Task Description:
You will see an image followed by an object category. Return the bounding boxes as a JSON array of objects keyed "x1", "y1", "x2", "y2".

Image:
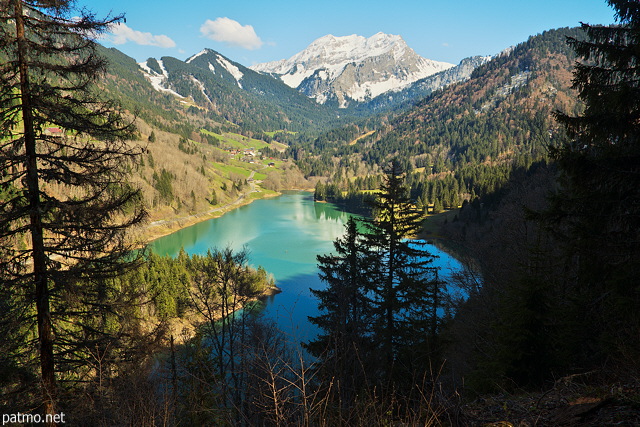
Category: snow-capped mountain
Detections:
[
  {"x1": 186, "y1": 49, "x2": 245, "y2": 88},
  {"x1": 251, "y1": 32, "x2": 455, "y2": 108},
  {"x1": 136, "y1": 49, "x2": 338, "y2": 130},
  {"x1": 138, "y1": 49, "x2": 248, "y2": 100}
]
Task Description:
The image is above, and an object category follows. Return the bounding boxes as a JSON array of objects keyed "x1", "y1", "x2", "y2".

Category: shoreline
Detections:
[
  {"x1": 137, "y1": 187, "x2": 311, "y2": 345},
  {"x1": 166, "y1": 284, "x2": 283, "y2": 344},
  {"x1": 135, "y1": 187, "x2": 316, "y2": 248},
  {"x1": 133, "y1": 190, "x2": 282, "y2": 248}
]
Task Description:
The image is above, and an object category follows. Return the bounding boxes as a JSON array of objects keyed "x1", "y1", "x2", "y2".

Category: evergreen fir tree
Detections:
[
  {"x1": 0, "y1": 1, "x2": 145, "y2": 417},
  {"x1": 362, "y1": 160, "x2": 440, "y2": 382},
  {"x1": 306, "y1": 216, "x2": 374, "y2": 400},
  {"x1": 549, "y1": 0, "x2": 640, "y2": 366}
]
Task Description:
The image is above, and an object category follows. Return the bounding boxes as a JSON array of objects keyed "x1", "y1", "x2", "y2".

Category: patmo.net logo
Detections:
[{"x1": 3, "y1": 412, "x2": 66, "y2": 425}]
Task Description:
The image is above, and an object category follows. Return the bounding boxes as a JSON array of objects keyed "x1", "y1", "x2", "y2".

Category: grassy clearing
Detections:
[
  {"x1": 201, "y1": 129, "x2": 288, "y2": 153},
  {"x1": 201, "y1": 129, "x2": 270, "y2": 150},
  {"x1": 260, "y1": 158, "x2": 285, "y2": 167},
  {"x1": 248, "y1": 188, "x2": 279, "y2": 199},
  {"x1": 209, "y1": 157, "x2": 281, "y2": 182},
  {"x1": 264, "y1": 130, "x2": 297, "y2": 137},
  {"x1": 253, "y1": 172, "x2": 267, "y2": 181},
  {"x1": 210, "y1": 162, "x2": 253, "y2": 178}
]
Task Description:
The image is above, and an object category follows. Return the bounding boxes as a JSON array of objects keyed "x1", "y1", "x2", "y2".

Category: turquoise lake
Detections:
[{"x1": 149, "y1": 191, "x2": 464, "y2": 339}]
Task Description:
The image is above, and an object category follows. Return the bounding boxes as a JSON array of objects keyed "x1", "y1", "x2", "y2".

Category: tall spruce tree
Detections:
[
  {"x1": 0, "y1": 1, "x2": 145, "y2": 418},
  {"x1": 362, "y1": 160, "x2": 440, "y2": 382},
  {"x1": 550, "y1": 0, "x2": 640, "y2": 366}
]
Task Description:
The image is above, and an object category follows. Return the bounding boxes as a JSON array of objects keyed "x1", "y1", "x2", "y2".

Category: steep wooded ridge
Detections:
[
  {"x1": 370, "y1": 27, "x2": 579, "y2": 161},
  {"x1": 381, "y1": 27, "x2": 580, "y2": 172},
  {"x1": 386, "y1": 26, "x2": 580, "y2": 157},
  {"x1": 299, "y1": 27, "x2": 583, "y2": 209}
]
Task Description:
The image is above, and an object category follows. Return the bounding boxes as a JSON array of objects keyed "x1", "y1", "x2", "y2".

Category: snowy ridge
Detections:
[
  {"x1": 185, "y1": 49, "x2": 244, "y2": 88},
  {"x1": 186, "y1": 49, "x2": 208, "y2": 64},
  {"x1": 250, "y1": 32, "x2": 454, "y2": 107}
]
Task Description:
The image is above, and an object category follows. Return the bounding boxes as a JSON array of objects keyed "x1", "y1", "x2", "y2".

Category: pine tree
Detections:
[
  {"x1": 550, "y1": 0, "x2": 640, "y2": 366},
  {"x1": 362, "y1": 160, "x2": 440, "y2": 381},
  {"x1": 306, "y1": 216, "x2": 374, "y2": 399},
  {"x1": 0, "y1": 1, "x2": 145, "y2": 417}
]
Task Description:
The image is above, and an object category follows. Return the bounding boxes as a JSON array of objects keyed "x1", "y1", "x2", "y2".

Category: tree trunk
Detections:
[{"x1": 14, "y1": 0, "x2": 57, "y2": 421}]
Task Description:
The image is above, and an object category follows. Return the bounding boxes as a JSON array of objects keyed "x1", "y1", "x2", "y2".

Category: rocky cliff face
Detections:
[
  {"x1": 413, "y1": 55, "x2": 492, "y2": 94},
  {"x1": 251, "y1": 32, "x2": 454, "y2": 108}
]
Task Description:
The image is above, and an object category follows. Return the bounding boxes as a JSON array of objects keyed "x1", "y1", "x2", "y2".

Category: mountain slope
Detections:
[
  {"x1": 251, "y1": 32, "x2": 454, "y2": 108},
  {"x1": 382, "y1": 27, "x2": 581, "y2": 168},
  {"x1": 294, "y1": 27, "x2": 584, "y2": 207},
  {"x1": 91, "y1": 45, "x2": 312, "y2": 232},
  {"x1": 139, "y1": 49, "x2": 343, "y2": 132},
  {"x1": 348, "y1": 55, "x2": 492, "y2": 114}
]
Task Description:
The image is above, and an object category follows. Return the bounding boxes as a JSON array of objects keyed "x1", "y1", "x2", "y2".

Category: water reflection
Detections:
[{"x1": 313, "y1": 200, "x2": 350, "y2": 222}]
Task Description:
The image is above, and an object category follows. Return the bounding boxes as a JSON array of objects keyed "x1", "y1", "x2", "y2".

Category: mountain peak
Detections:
[
  {"x1": 250, "y1": 32, "x2": 454, "y2": 107},
  {"x1": 290, "y1": 32, "x2": 409, "y2": 66},
  {"x1": 186, "y1": 48, "x2": 215, "y2": 64}
]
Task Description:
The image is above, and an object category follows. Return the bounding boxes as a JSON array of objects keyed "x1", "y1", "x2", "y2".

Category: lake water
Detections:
[{"x1": 149, "y1": 191, "x2": 463, "y2": 340}]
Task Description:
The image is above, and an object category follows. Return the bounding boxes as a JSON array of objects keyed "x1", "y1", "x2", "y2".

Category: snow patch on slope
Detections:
[
  {"x1": 216, "y1": 54, "x2": 243, "y2": 88},
  {"x1": 138, "y1": 60, "x2": 185, "y2": 98},
  {"x1": 190, "y1": 76, "x2": 212, "y2": 103}
]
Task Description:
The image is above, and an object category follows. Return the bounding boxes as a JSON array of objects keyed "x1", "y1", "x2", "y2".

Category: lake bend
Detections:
[{"x1": 148, "y1": 191, "x2": 465, "y2": 340}]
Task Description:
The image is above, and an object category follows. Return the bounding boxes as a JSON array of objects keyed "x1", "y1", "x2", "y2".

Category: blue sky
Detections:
[{"x1": 89, "y1": 0, "x2": 617, "y2": 66}]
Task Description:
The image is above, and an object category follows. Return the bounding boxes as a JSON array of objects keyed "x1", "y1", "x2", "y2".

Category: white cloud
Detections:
[
  {"x1": 108, "y1": 23, "x2": 176, "y2": 48},
  {"x1": 200, "y1": 17, "x2": 263, "y2": 50}
]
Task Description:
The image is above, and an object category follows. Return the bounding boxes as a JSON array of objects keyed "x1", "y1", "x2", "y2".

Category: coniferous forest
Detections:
[{"x1": 1, "y1": 0, "x2": 640, "y2": 425}]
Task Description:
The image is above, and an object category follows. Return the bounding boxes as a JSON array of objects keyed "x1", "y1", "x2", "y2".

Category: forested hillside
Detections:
[
  {"x1": 298, "y1": 27, "x2": 583, "y2": 212},
  {"x1": 435, "y1": 14, "x2": 640, "y2": 395},
  {"x1": 82, "y1": 45, "x2": 317, "y2": 234}
]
